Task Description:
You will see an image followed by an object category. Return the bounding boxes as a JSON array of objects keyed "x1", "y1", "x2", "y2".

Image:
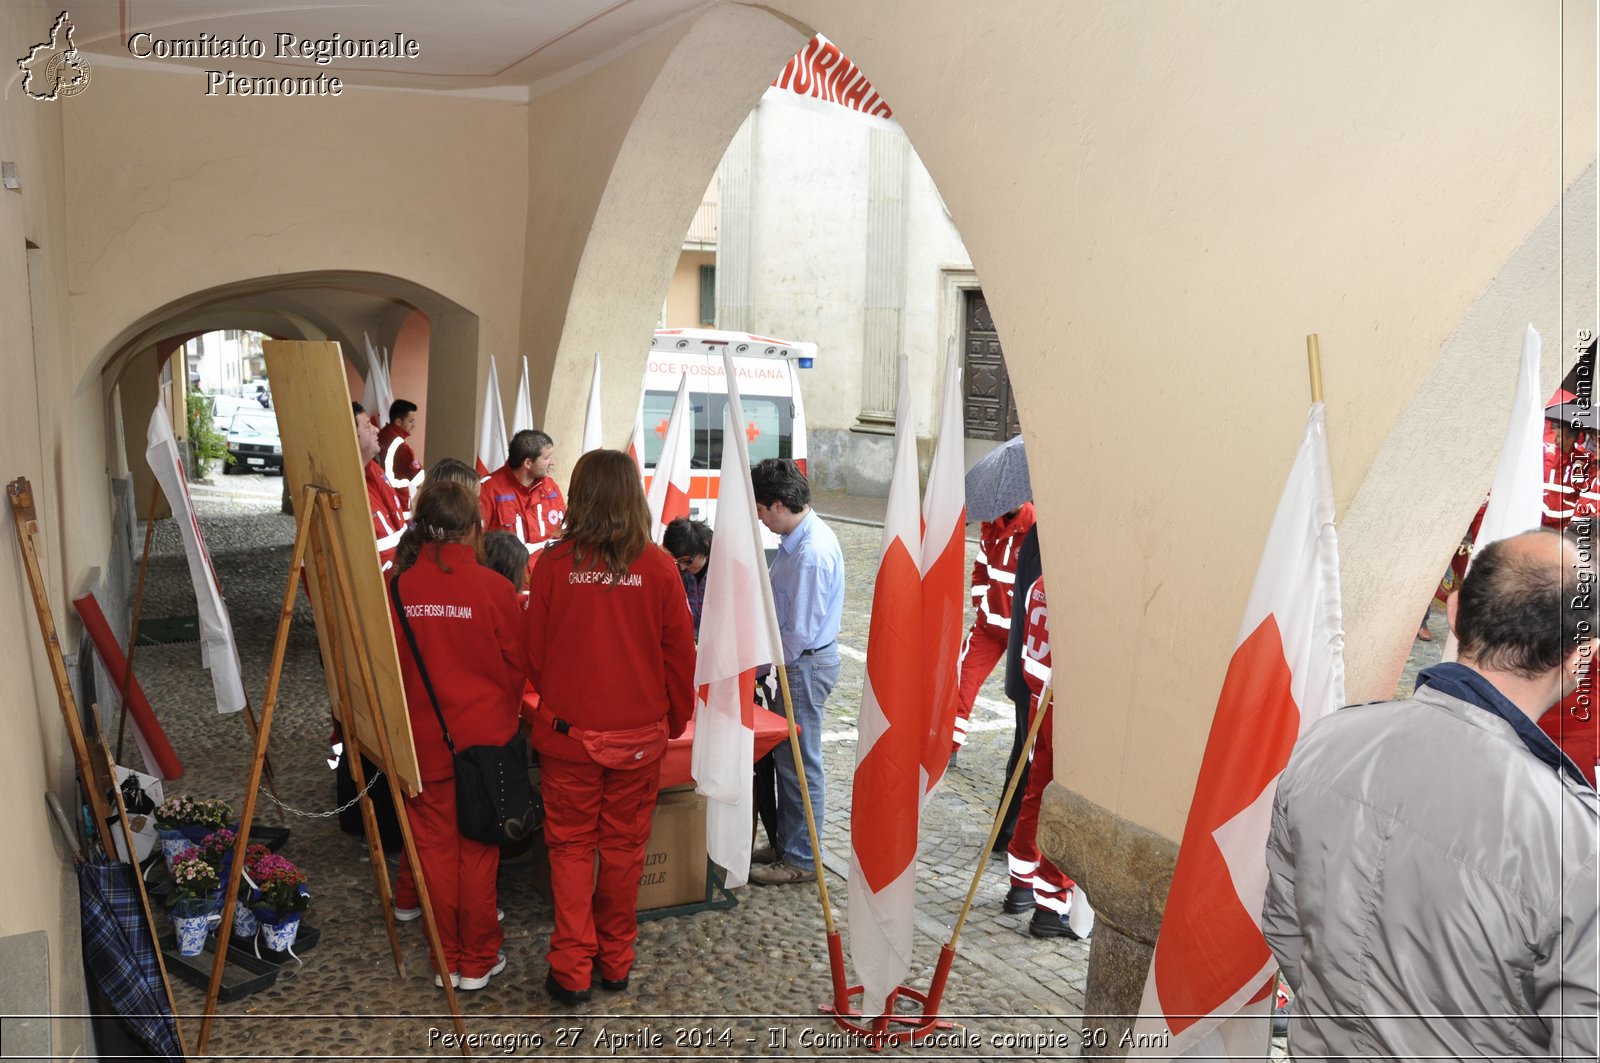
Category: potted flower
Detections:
[
  {"x1": 167, "y1": 848, "x2": 221, "y2": 957},
  {"x1": 250, "y1": 854, "x2": 309, "y2": 954},
  {"x1": 154, "y1": 796, "x2": 235, "y2": 865},
  {"x1": 198, "y1": 829, "x2": 271, "y2": 939}
]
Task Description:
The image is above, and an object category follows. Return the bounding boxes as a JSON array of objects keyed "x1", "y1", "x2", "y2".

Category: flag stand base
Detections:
[{"x1": 819, "y1": 935, "x2": 957, "y2": 1052}]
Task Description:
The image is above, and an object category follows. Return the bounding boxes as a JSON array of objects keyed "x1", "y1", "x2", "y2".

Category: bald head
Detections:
[{"x1": 1454, "y1": 529, "x2": 1590, "y2": 680}]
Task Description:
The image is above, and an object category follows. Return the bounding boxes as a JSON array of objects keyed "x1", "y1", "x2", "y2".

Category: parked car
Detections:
[
  {"x1": 209, "y1": 394, "x2": 254, "y2": 433},
  {"x1": 224, "y1": 409, "x2": 283, "y2": 474}
]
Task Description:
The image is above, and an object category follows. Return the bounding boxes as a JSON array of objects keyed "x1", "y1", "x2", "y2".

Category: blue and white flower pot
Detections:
[
  {"x1": 156, "y1": 828, "x2": 188, "y2": 872},
  {"x1": 256, "y1": 912, "x2": 301, "y2": 954},
  {"x1": 171, "y1": 897, "x2": 213, "y2": 957},
  {"x1": 232, "y1": 899, "x2": 258, "y2": 939}
]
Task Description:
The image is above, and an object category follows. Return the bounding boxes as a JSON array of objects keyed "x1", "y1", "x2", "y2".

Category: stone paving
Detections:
[
  {"x1": 129, "y1": 478, "x2": 1091, "y2": 1061},
  {"x1": 124, "y1": 476, "x2": 1439, "y2": 1060}
]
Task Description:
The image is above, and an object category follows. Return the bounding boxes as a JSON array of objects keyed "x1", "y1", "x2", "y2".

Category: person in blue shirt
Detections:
[{"x1": 747, "y1": 459, "x2": 844, "y2": 885}]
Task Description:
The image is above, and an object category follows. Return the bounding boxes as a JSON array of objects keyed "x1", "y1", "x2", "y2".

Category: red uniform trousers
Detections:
[
  {"x1": 950, "y1": 626, "x2": 1008, "y2": 750},
  {"x1": 542, "y1": 756, "x2": 662, "y2": 991},
  {"x1": 1006, "y1": 696, "x2": 1073, "y2": 914},
  {"x1": 404, "y1": 780, "x2": 504, "y2": 980}
]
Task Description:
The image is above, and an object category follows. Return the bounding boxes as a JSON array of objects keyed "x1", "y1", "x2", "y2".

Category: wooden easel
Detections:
[
  {"x1": 5, "y1": 477, "x2": 188, "y2": 1060},
  {"x1": 195, "y1": 483, "x2": 470, "y2": 1055}
]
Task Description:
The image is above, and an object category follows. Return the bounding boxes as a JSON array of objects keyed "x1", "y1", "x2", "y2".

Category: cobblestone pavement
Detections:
[
  {"x1": 126, "y1": 476, "x2": 1438, "y2": 1060},
  {"x1": 131, "y1": 477, "x2": 1091, "y2": 1061}
]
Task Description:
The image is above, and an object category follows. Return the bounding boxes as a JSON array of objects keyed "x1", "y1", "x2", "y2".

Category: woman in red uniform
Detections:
[
  {"x1": 525, "y1": 449, "x2": 696, "y2": 1004},
  {"x1": 386, "y1": 481, "x2": 526, "y2": 991}
]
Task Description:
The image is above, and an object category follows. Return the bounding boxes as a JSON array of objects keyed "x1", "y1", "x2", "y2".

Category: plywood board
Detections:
[{"x1": 263, "y1": 341, "x2": 420, "y2": 793}]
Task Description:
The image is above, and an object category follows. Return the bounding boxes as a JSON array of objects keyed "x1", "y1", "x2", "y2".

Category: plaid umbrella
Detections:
[
  {"x1": 78, "y1": 858, "x2": 184, "y2": 1061},
  {"x1": 964, "y1": 434, "x2": 1031, "y2": 522}
]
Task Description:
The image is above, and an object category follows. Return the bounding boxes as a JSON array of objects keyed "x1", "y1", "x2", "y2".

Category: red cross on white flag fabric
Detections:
[
  {"x1": 646, "y1": 375, "x2": 693, "y2": 542},
  {"x1": 476, "y1": 354, "x2": 507, "y2": 479},
  {"x1": 1132, "y1": 403, "x2": 1344, "y2": 1059},
  {"x1": 691, "y1": 353, "x2": 784, "y2": 889},
  {"x1": 919, "y1": 341, "x2": 968, "y2": 799},
  {"x1": 850, "y1": 353, "x2": 925, "y2": 1019},
  {"x1": 625, "y1": 395, "x2": 646, "y2": 482}
]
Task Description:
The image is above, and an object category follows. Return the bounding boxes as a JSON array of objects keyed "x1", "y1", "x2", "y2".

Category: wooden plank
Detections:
[{"x1": 261, "y1": 341, "x2": 419, "y2": 792}]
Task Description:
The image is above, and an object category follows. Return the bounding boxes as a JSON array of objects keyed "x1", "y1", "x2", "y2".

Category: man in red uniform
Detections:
[
  {"x1": 356, "y1": 402, "x2": 406, "y2": 572},
  {"x1": 479, "y1": 429, "x2": 565, "y2": 557},
  {"x1": 1004, "y1": 576, "x2": 1091, "y2": 939},
  {"x1": 950, "y1": 502, "x2": 1035, "y2": 755},
  {"x1": 376, "y1": 398, "x2": 425, "y2": 513}
]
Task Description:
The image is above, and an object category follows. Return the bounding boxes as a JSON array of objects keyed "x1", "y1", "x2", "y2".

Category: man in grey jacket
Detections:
[{"x1": 1264, "y1": 528, "x2": 1598, "y2": 1061}]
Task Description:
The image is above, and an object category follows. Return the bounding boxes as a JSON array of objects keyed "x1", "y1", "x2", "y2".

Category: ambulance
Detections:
[{"x1": 637, "y1": 328, "x2": 816, "y2": 535}]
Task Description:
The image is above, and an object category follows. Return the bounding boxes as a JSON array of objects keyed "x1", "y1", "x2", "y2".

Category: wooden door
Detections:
[{"x1": 962, "y1": 290, "x2": 1019, "y2": 439}]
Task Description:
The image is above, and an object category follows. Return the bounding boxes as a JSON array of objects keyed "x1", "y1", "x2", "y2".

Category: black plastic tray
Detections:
[
  {"x1": 159, "y1": 932, "x2": 279, "y2": 1002},
  {"x1": 227, "y1": 923, "x2": 320, "y2": 966}
]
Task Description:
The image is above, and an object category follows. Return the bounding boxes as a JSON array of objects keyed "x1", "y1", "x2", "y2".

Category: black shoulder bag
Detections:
[{"x1": 389, "y1": 571, "x2": 540, "y2": 844}]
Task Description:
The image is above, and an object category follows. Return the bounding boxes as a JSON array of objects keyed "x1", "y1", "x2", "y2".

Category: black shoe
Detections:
[
  {"x1": 1028, "y1": 908, "x2": 1081, "y2": 940},
  {"x1": 593, "y1": 958, "x2": 629, "y2": 992},
  {"x1": 1003, "y1": 886, "x2": 1035, "y2": 914},
  {"x1": 545, "y1": 969, "x2": 592, "y2": 1006}
]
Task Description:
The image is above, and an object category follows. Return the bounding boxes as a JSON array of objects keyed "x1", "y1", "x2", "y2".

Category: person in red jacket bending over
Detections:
[
  {"x1": 524, "y1": 449, "x2": 696, "y2": 1005},
  {"x1": 950, "y1": 502, "x2": 1035, "y2": 757},
  {"x1": 385, "y1": 481, "x2": 527, "y2": 992},
  {"x1": 480, "y1": 429, "x2": 565, "y2": 561}
]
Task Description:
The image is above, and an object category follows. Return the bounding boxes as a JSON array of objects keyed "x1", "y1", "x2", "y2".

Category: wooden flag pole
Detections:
[
  {"x1": 1306, "y1": 334, "x2": 1325, "y2": 403},
  {"x1": 7, "y1": 477, "x2": 118, "y2": 857}
]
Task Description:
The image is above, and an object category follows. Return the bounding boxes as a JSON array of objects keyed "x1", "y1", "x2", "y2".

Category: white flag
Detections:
[
  {"x1": 691, "y1": 353, "x2": 784, "y2": 889},
  {"x1": 582, "y1": 352, "x2": 604, "y2": 454},
  {"x1": 477, "y1": 355, "x2": 508, "y2": 478},
  {"x1": 646, "y1": 376, "x2": 693, "y2": 542},
  {"x1": 1133, "y1": 404, "x2": 1344, "y2": 1058},
  {"x1": 145, "y1": 401, "x2": 247, "y2": 716},
  {"x1": 513, "y1": 355, "x2": 536, "y2": 436}
]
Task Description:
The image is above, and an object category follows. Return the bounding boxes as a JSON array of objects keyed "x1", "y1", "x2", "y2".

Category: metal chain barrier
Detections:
[{"x1": 257, "y1": 769, "x2": 383, "y2": 819}]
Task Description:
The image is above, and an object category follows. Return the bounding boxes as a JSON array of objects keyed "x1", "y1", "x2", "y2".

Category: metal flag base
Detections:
[{"x1": 818, "y1": 933, "x2": 958, "y2": 1052}]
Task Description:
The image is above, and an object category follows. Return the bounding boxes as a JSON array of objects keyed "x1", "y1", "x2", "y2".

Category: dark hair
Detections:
[
  {"x1": 560, "y1": 449, "x2": 650, "y2": 581},
  {"x1": 1456, "y1": 529, "x2": 1591, "y2": 678},
  {"x1": 388, "y1": 399, "x2": 417, "y2": 423},
  {"x1": 351, "y1": 401, "x2": 365, "y2": 418},
  {"x1": 750, "y1": 458, "x2": 810, "y2": 513},
  {"x1": 428, "y1": 457, "x2": 479, "y2": 491},
  {"x1": 509, "y1": 429, "x2": 553, "y2": 470},
  {"x1": 662, "y1": 517, "x2": 712, "y2": 561},
  {"x1": 481, "y1": 531, "x2": 528, "y2": 590},
  {"x1": 393, "y1": 481, "x2": 481, "y2": 575}
]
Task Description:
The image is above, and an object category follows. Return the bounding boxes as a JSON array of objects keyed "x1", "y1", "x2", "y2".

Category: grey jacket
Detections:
[{"x1": 1263, "y1": 683, "x2": 1599, "y2": 1061}]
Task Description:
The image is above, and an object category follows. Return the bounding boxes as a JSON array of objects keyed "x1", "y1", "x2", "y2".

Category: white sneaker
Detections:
[
  {"x1": 395, "y1": 905, "x2": 421, "y2": 922},
  {"x1": 433, "y1": 970, "x2": 460, "y2": 988},
  {"x1": 460, "y1": 952, "x2": 507, "y2": 991}
]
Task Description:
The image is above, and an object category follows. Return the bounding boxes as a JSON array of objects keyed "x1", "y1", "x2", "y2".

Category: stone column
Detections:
[
  {"x1": 1036, "y1": 782, "x2": 1178, "y2": 1059},
  {"x1": 854, "y1": 126, "x2": 908, "y2": 431},
  {"x1": 715, "y1": 112, "x2": 757, "y2": 334}
]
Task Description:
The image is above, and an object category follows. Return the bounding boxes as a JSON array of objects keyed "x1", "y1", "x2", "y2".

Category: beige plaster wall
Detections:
[
  {"x1": 534, "y1": 0, "x2": 1594, "y2": 839},
  {"x1": 0, "y1": 1, "x2": 95, "y2": 1053},
  {"x1": 666, "y1": 250, "x2": 716, "y2": 328},
  {"x1": 62, "y1": 63, "x2": 529, "y2": 434}
]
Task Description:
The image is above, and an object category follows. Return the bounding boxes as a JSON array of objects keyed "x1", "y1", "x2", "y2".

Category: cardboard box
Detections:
[{"x1": 527, "y1": 785, "x2": 708, "y2": 912}]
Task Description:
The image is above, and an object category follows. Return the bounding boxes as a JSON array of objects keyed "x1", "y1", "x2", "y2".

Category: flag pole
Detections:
[{"x1": 1306, "y1": 334, "x2": 1325, "y2": 403}]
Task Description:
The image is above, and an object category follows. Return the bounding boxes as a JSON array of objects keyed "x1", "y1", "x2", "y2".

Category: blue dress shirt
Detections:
[{"x1": 768, "y1": 509, "x2": 845, "y2": 665}]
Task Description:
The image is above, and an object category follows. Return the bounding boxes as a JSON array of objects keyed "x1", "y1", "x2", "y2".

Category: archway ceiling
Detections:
[{"x1": 72, "y1": 0, "x2": 713, "y2": 93}]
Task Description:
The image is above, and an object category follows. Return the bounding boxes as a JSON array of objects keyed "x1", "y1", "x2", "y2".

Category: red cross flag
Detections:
[
  {"x1": 691, "y1": 353, "x2": 784, "y2": 888},
  {"x1": 1133, "y1": 403, "x2": 1344, "y2": 1058},
  {"x1": 513, "y1": 355, "x2": 536, "y2": 436},
  {"x1": 476, "y1": 354, "x2": 507, "y2": 479},
  {"x1": 625, "y1": 395, "x2": 646, "y2": 482},
  {"x1": 919, "y1": 341, "x2": 967, "y2": 797},
  {"x1": 850, "y1": 353, "x2": 928, "y2": 1018},
  {"x1": 646, "y1": 374, "x2": 693, "y2": 542}
]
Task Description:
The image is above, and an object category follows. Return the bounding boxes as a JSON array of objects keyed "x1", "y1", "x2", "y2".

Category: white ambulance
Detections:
[{"x1": 638, "y1": 328, "x2": 816, "y2": 533}]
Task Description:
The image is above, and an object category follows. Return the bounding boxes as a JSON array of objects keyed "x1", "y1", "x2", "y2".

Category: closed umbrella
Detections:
[{"x1": 963, "y1": 435, "x2": 1031, "y2": 522}]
